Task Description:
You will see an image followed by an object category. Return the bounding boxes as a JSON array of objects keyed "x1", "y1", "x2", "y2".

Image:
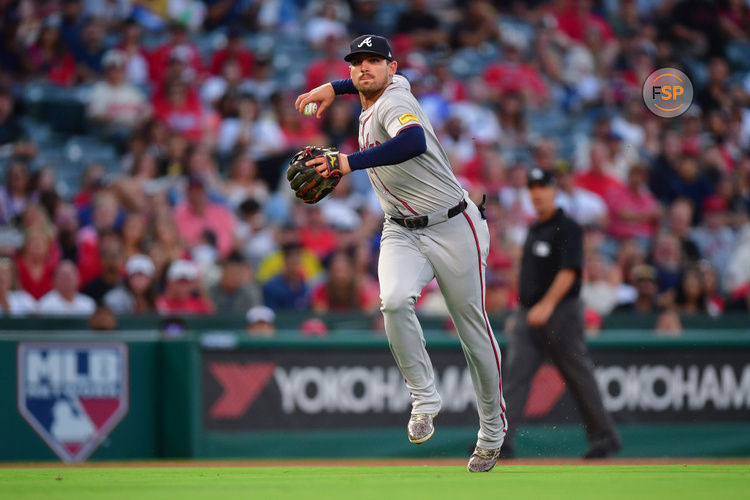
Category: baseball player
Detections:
[{"x1": 295, "y1": 35, "x2": 507, "y2": 472}]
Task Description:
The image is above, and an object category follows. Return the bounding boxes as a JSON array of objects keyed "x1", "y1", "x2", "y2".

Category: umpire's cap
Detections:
[
  {"x1": 527, "y1": 167, "x2": 556, "y2": 188},
  {"x1": 344, "y1": 35, "x2": 393, "y2": 62}
]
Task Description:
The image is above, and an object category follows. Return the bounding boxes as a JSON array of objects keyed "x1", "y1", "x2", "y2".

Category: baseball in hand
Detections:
[{"x1": 303, "y1": 102, "x2": 318, "y2": 117}]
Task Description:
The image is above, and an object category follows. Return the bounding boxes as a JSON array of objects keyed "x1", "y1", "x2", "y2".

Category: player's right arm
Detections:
[{"x1": 294, "y1": 79, "x2": 357, "y2": 119}]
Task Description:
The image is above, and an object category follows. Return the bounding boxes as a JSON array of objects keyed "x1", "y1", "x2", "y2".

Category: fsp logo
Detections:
[
  {"x1": 642, "y1": 68, "x2": 693, "y2": 118},
  {"x1": 358, "y1": 36, "x2": 373, "y2": 48}
]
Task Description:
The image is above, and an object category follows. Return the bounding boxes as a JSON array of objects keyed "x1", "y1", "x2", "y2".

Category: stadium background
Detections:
[{"x1": 0, "y1": 0, "x2": 749, "y2": 463}]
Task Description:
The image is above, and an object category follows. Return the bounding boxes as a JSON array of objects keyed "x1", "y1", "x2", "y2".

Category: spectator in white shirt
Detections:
[
  {"x1": 0, "y1": 258, "x2": 36, "y2": 316},
  {"x1": 498, "y1": 163, "x2": 536, "y2": 246},
  {"x1": 554, "y1": 161, "x2": 608, "y2": 227},
  {"x1": 690, "y1": 196, "x2": 736, "y2": 281},
  {"x1": 87, "y1": 49, "x2": 151, "y2": 144},
  {"x1": 216, "y1": 92, "x2": 285, "y2": 160},
  {"x1": 37, "y1": 261, "x2": 96, "y2": 316}
]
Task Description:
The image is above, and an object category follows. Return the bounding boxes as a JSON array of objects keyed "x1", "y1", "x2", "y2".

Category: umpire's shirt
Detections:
[{"x1": 519, "y1": 208, "x2": 583, "y2": 308}]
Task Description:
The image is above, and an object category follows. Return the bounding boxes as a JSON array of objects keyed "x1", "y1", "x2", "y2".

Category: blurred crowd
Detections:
[{"x1": 0, "y1": 0, "x2": 749, "y2": 334}]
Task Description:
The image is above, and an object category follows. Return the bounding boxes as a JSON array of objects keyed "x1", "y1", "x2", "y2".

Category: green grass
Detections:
[{"x1": 1, "y1": 465, "x2": 748, "y2": 499}]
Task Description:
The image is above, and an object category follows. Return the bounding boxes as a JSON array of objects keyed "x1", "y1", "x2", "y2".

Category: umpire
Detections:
[{"x1": 502, "y1": 167, "x2": 621, "y2": 458}]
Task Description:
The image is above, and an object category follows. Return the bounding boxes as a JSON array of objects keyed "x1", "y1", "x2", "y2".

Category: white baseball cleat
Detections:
[
  {"x1": 407, "y1": 413, "x2": 437, "y2": 444},
  {"x1": 467, "y1": 446, "x2": 501, "y2": 472}
]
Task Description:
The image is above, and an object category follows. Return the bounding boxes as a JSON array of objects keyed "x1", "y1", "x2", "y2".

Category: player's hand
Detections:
[
  {"x1": 305, "y1": 153, "x2": 351, "y2": 177},
  {"x1": 526, "y1": 300, "x2": 554, "y2": 327},
  {"x1": 295, "y1": 83, "x2": 336, "y2": 119}
]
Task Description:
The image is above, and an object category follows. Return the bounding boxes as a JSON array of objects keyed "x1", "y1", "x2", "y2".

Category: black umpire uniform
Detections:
[{"x1": 502, "y1": 167, "x2": 621, "y2": 458}]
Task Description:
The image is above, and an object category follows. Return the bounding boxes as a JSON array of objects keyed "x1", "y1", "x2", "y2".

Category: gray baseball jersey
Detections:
[
  {"x1": 355, "y1": 74, "x2": 508, "y2": 450},
  {"x1": 359, "y1": 75, "x2": 465, "y2": 217}
]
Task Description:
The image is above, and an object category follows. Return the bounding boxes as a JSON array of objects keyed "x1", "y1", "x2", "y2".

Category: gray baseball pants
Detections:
[{"x1": 378, "y1": 198, "x2": 507, "y2": 449}]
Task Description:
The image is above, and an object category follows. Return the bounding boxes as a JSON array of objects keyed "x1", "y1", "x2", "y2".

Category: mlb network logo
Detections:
[{"x1": 17, "y1": 343, "x2": 129, "y2": 463}]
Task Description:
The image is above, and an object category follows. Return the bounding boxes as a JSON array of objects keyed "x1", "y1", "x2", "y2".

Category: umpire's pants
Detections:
[{"x1": 503, "y1": 298, "x2": 620, "y2": 452}]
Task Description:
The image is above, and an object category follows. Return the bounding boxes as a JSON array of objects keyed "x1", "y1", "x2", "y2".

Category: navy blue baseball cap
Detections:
[
  {"x1": 527, "y1": 167, "x2": 556, "y2": 187},
  {"x1": 344, "y1": 35, "x2": 393, "y2": 62}
]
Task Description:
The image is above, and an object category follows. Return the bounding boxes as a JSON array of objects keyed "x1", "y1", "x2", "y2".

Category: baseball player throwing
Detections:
[{"x1": 295, "y1": 35, "x2": 507, "y2": 472}]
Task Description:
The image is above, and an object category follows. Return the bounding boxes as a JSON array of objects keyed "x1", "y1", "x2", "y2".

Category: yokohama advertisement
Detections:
[
  {"x1": 201, "y1": 348, "x2": 750, "y2": 431},
  {"x1": 202, "y1": 349, "x2": 478, "y2": 431}
]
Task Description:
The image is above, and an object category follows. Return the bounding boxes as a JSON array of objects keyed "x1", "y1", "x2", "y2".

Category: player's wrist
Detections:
[{"x1": 339, "y1": 153, "x2": 351, "y2": 175}]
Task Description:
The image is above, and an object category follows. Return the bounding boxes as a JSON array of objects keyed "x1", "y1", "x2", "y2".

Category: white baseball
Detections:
[{"x1": 303, "y1": 102, "x2": 318, "y2": 117}]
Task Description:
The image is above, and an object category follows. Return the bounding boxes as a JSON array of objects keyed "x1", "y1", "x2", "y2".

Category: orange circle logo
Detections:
[{"x1": 642, "y1": 68, "x2": 693, "y2": 118}]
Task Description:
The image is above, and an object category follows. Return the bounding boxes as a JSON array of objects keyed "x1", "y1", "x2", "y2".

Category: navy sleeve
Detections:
[
  {"x1": 331, "y1": 79, "x2": 357, "y2": 95},
  {"x1": 347, "y1": 125, "x2": 427, "y2": 171}
]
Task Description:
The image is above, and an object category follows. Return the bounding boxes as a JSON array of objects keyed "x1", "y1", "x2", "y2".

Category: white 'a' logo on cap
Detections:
[{"x1": 358, "y1": 36, "x2": 373, "y2": 48}]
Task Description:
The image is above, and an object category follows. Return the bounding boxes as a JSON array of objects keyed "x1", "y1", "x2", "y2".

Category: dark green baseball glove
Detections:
[{"x1": 286, "y1": 146, "x2": 342, "y2": 204}]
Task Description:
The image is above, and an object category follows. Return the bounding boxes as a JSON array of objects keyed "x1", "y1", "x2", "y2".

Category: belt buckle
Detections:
[{"x1": 403, "y1": 216, "x2": 424, "y2": 229}]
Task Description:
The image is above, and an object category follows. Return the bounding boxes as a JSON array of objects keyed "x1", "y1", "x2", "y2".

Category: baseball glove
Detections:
[{"x1": 286, "y1": 146, "x2": 342, "y2": 204}]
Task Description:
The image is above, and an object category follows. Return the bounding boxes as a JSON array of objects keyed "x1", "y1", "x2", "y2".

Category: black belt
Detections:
[{"x1": 391, "y1": 200, "x2": 468, "y2": 230}]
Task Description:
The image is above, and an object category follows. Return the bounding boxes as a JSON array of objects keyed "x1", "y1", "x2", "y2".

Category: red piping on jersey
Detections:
[
  {"x1": 383, "y1": 82, "x2": 402, "y2": 94},
  {"x1": 360, "y1": 112, "x2": 374, "y2": 146},
  {"x1": 462, "y1": 211, "x2": 508, "y2": 435},
  {"x1": 372, "y1": 169, "x2": 418, "y2": 215},
  {"x1": 396, "y1": 123, "x2": 423, "y2": 135}
]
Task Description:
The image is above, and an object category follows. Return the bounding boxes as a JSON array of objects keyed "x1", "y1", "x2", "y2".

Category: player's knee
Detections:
[{"x1": 380, "y1": 291, "x2": 416, "y2": 316}]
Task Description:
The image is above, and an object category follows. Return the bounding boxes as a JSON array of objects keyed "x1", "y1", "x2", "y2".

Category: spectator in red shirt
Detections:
[
  {"x1": 298, "y1": 205, "x2": 339, "y2": 260},
  {"x1": 157, "y1": 259, "x2": 214, "y2": 315},
  {"x1": 719, "y1": 0, "x2": 750, "y2": 41},
  {"x1": 27, "y1": 17, "x2": 77, "y2": 85},
  {"x1": 311, "y1": 249, "x2": 379, "y2": 313},
  {"x1": 153, "y1": 80, "x2": 207, "y2": 142},
  {"x1": 77, "y1": 191, "x2": 121, "y2": 286},
  {"x1": 607, "y1": 163, "x2": 661, "y2": 242},
  {"x1": 483, "y1": 43, "x2": 548, "y2": 106},
  {"x1": 147, "y1": 21, "x2": 203, "y2": 86},
  {"x1": 574, "y1": 140, "x2": 624, "y2": 200},
  {"x1": 553, "y1": 0, "x2": 615, "y2": 45},
  {"x1": 305, "y1": 34, "x2": 351, "y2": 91},
  {"x1": 209, "y1": 27, "x2": 254, "y2": 78},
  {"x1": 16, "y1": 227, "x2": 60, "y2": 300},
  {"x1": 73, "y1": 163, "x2": 106, "y2": 211},
  {"x1": 174, "y1": 176, "x2": 236, "y2": 258}
]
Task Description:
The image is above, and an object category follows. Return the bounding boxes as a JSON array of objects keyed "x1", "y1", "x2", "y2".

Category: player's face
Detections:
[{"x1": 349, "y1": 54, "x2": 396, "y2": 96}]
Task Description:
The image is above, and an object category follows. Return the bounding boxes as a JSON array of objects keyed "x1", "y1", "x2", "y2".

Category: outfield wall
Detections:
[{"x1": 1, "y1": 329, "x2": 749, "y2": 462}]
